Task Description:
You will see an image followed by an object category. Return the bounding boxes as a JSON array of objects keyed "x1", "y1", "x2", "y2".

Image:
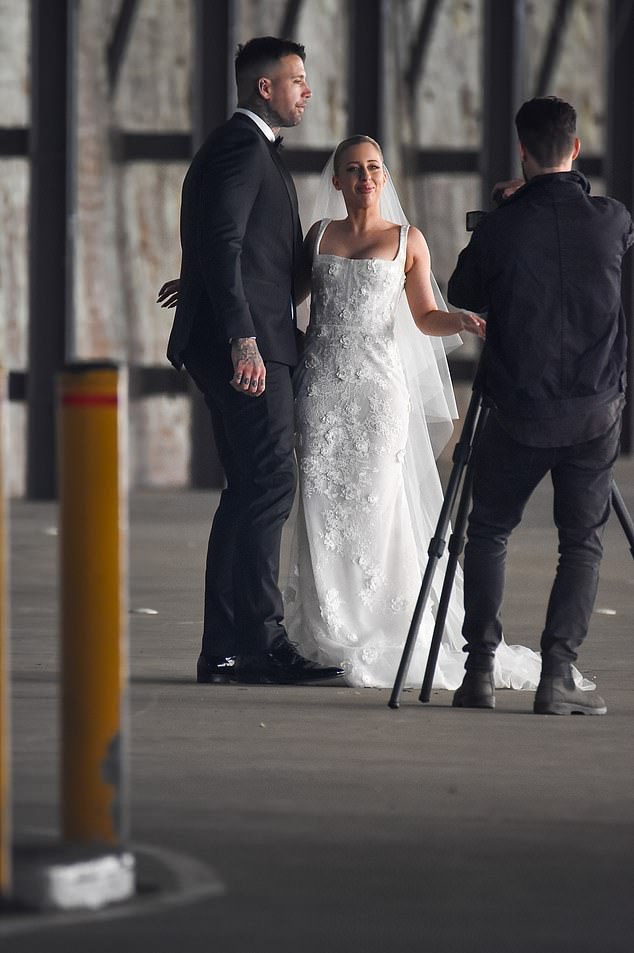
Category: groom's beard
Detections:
[{"x1": 243, "y1": 98, "x2": 301, "y2": 130}]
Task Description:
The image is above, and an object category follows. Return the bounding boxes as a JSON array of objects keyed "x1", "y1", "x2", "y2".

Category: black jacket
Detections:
[
  {"x1": 448, "y1": 171, "x2": 633, "y2": 439},
  {"x1": 167, "y1": 113, "x2": 302, "y2": 370}
]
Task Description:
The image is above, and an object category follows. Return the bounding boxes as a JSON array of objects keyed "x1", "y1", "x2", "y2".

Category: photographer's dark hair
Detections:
[
  {"x1": 235, "y1": 37, "x2": 306, "y2": 97},
  {"x1": 515, "y1": 97, "x2": 577, "y2": 167}
]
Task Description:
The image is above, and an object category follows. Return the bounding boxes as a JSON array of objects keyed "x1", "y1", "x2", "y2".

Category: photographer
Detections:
[{"x1": 448, "y1": 96, "x2": 633, "y2": 715}]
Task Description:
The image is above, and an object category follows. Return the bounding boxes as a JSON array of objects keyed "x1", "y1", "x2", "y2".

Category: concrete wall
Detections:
[
  {"x1": 0, "y1": 0, "x2": 29, "y2": 495},
  {"x1": 0, "y1": 0, "x2": 612, "y2": 493}
]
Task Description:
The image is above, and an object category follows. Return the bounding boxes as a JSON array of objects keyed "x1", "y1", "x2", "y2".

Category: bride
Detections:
[{"x1": 284, "y1": 135, "x2": 545, "y2": 690}]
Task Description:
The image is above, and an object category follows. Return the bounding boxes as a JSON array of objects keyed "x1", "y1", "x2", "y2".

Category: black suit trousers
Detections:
[
  {"x1": 462, "y1": 413, "x2": 621, "y2": 676},
  {"x1": 184, "y1": 343, "x2": 296, "y2": 657}
]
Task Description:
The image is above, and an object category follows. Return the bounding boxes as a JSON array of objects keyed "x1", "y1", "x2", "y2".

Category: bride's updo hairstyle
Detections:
[{"x1": 332, "y1": 135, "x2": 384, "y2": 174}]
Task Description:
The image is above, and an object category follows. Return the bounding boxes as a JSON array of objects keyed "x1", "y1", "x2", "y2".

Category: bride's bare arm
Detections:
[{"x1": 404, "y1": 228, "x2": 485, "y2": 339}]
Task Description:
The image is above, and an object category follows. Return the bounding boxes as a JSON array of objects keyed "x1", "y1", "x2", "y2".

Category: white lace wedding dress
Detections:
[{"x1": 284, "y1": 219, "x2": 544, "y2": 690}]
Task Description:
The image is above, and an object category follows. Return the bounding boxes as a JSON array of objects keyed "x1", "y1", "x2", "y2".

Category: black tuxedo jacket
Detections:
[{"x1": 167, "y1": 113, "x2": 302, "y2": 370}]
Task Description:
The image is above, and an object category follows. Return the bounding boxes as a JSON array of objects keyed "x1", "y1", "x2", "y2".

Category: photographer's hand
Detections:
[{"x1": 492, "y1": 178, "x2": 524, "y2": 206}]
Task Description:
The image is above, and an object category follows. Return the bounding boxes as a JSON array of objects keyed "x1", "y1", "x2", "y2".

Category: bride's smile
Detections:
[{"x1": 332, "y1": 143, "x2": 387, "y2": 210}]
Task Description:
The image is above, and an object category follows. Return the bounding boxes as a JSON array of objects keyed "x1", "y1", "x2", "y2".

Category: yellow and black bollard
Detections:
[
  {"x1": 0, "y1": 367, "x2": 11, "y2": 894},
  {"x1": 58, "y1": 363, "x2": 128, "y2": 846}
]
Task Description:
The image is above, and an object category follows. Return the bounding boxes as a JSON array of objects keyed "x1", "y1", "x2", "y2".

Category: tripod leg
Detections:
[
  {"x1": 419, "y1": 405, "x2": 489, "y2": 703},
  {"x1": 388, "y1": 386, "x2": 483, "y2": 709},
  {"x1": 611, "y1": 482, "x2": 634, "y2": 558},
  {"x1": 388, "y1": 542, "x2": 449, "y2": 709}
]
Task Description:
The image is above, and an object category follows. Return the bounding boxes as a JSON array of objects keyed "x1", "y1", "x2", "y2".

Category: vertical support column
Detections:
[
  {"x1": 188, "y1": 0, "x2": 233, "y2": 488},
  {"x1": 606, "y1": 0, "x2": 634, "y2": 454},
  {"x1": 58, "y1": 364, "x2": 128, "y2": 845},
  {"x1": 348, "y1": 0, "x2": 385, "y2": 141},
  {"x1": 27, "y1": 0, "x2": 71, "y2": 499},
  {"x1": 480, "y1": 0, "x2": 527, "y2": 208},
  {"x1": 0, "y1": 369, "x2": 10, "y2": 895}
]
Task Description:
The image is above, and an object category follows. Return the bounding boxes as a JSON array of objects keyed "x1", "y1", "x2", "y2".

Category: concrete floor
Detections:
[{"x1": 2, "y1": 455, "x2": 633, "y2": 952}]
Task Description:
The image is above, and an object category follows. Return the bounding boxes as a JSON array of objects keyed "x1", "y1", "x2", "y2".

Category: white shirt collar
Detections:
[{"x1": 234, "y1": 108, "x2": 276, "y2": 143}]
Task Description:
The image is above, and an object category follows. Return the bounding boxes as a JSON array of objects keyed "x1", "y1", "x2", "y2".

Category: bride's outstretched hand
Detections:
[
  {"x1": 458, "y1": 311, "x2": 486, "y2": 339},
  {"x1": 157, "y1": 278, "x2": 181, "y2": 308}
]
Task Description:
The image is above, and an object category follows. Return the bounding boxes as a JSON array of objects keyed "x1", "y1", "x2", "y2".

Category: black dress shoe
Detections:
[
  {"x1": 235, "y1": 642, "x2": 344, "y2": 685},
  {"x1": 196, "y1": 654, "x2": 236, "y2": 684},
  {"x1": 452, "y1": 670, "x2": 495, "y2": 709},
  {"x1": 534, "y1": 674, "x2": 607, "y2": 715}
]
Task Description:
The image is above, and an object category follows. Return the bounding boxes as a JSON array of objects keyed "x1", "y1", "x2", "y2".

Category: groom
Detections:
[{"x1": 167, "y1": 36, "x2": 343, "y2": 685}]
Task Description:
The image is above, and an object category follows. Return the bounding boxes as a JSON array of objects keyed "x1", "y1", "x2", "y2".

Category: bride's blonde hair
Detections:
[{"x1": 332, "y1": 135, "x2": 383, "y2": 174}]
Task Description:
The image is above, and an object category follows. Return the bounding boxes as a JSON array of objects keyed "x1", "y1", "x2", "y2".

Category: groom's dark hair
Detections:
[{"x1": 235, "y1": 36, "x2": 306, "y2": 97}]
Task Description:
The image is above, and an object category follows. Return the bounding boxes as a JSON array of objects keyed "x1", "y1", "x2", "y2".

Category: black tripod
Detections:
[{"x1": 388, "y1": 380, "x2": 634, "y2": 710}]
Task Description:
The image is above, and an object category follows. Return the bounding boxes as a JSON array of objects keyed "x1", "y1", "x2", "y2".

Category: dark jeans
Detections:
[
  {"x1": 463, "y1": 414, "x2": 621, "y2": 676},
  {"x1": 184, "y1": 343, "x2": 296, "y2": 657}
]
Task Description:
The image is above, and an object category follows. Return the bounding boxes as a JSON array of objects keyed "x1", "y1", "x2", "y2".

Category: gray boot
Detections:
[
  {"x1": 452, "y1": 670, "x2": 495, "y2": 709},
  {"x1": 534, "y1": 674, "x2": 607, "y2": 715}
]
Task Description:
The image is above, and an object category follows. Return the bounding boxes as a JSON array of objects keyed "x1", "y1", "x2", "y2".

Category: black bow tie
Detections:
[{"x1": 272, "y1": 135, "x2": 284, "y2": 150}]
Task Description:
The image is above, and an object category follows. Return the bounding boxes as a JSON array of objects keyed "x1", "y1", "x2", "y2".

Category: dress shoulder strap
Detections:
[
  {"x1": 315, "y1": 218, "x2": 332, "y2": 255},
  {"x1": 397, "y1": 224, "x2": 409, "y2": 263}
]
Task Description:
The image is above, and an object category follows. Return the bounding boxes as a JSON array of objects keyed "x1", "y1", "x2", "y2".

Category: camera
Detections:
[
  {"x1": 466, "y1": 183, "x2": 514, "y2": 230},
  {"x1": 466, "y1": 210, "x2": 487, "y2": 232}
]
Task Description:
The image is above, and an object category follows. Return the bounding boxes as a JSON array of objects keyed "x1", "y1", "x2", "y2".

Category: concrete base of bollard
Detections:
[{"x1": 11, "y1": 843, "x2": 135, "y2": 911}]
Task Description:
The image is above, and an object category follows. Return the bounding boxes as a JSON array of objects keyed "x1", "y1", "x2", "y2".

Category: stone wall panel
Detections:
[
  {"x1": 0, "y1": 0, "x2": 29, "y2": 495},
  {"x1": 0, "y1": 0, "x2": 616, "y2": 492}
]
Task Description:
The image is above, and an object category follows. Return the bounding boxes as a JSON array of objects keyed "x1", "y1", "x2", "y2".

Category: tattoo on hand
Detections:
[
  {"x1": 233, "y1": 338, "x2": 259, "y2": 364},
  {"x1": 231, "y1": 337, "x2": 265, "y2": 395}
]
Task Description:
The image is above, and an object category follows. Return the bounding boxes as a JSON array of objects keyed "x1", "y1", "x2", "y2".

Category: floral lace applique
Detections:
[
  {"x1": 291, "y1": 229, "x2": 419, "y2": 654},
  {"x1": 320, "y1": 588, "x2": 358, "y2": 645}
]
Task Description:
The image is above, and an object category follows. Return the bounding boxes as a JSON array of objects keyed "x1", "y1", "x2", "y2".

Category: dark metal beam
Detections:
[
  {"x1": 411, "y1": 147, "x2": 480, "y2": 175},
  {"x1": 105, "y1": 132, "x2": 603, "y2": 181},
  {"x1": 410, "y1": 147, "x2": 601, "y2": 178},
  {"x1": 11, "y1": 368, "x2": 191, "y2": 402},
  {"x1": 279, "y1": 0, "x2": 304, "y2": 39},
  {"x1": 128, "y1": 367, "x2": 190, "y2": 398},
  {"x1": 8, "y1": 372, "x2": 27, "y2": 402},
  {"x1": 533, "y1": 0, "x2": 574, "y2": 97},
  {"x1": 606, "y1": 0, "x2": 634, "y2": 453},
  {"x1": 348, "y1": 0, "x2": 384, "y2": 140},
  {"x1": 107, "y1": 0, "x2": 140, "y2": 94},
  {"x1": 575, "y1": 155, "x2": 604, "y2": 178},
  {"x1": 280, "y1": 147, "x2": 332, "y2": 173},
  {"x1": 405, "y1": 0, "x2": 443, "y2": 92},
  {"x1": 27, "y1": 0, "x2": 71, "y2": 499},
  {"x1": 193, "y1": 0, "x2": 232, "y2": 147},
  {"x1": 480, "y1": 0, "x2": 527, "y2": 208},
  {"x1": 109, "y1": 131, "x2": 331, "y2": 172},
  {"x1": 188, "y1": 0, "x2": 233, "y2": 488},
  {"x1": 111, "y1": 130, "x2": 192, "y2": 162},
  {"x1": 0, "y1": 128, "x2": 29, "y2": 157}
]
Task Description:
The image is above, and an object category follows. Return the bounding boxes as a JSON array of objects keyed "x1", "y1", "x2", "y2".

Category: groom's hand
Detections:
[{"x1": 231, "y1": 337, "x2": 266, "y2": 396}]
